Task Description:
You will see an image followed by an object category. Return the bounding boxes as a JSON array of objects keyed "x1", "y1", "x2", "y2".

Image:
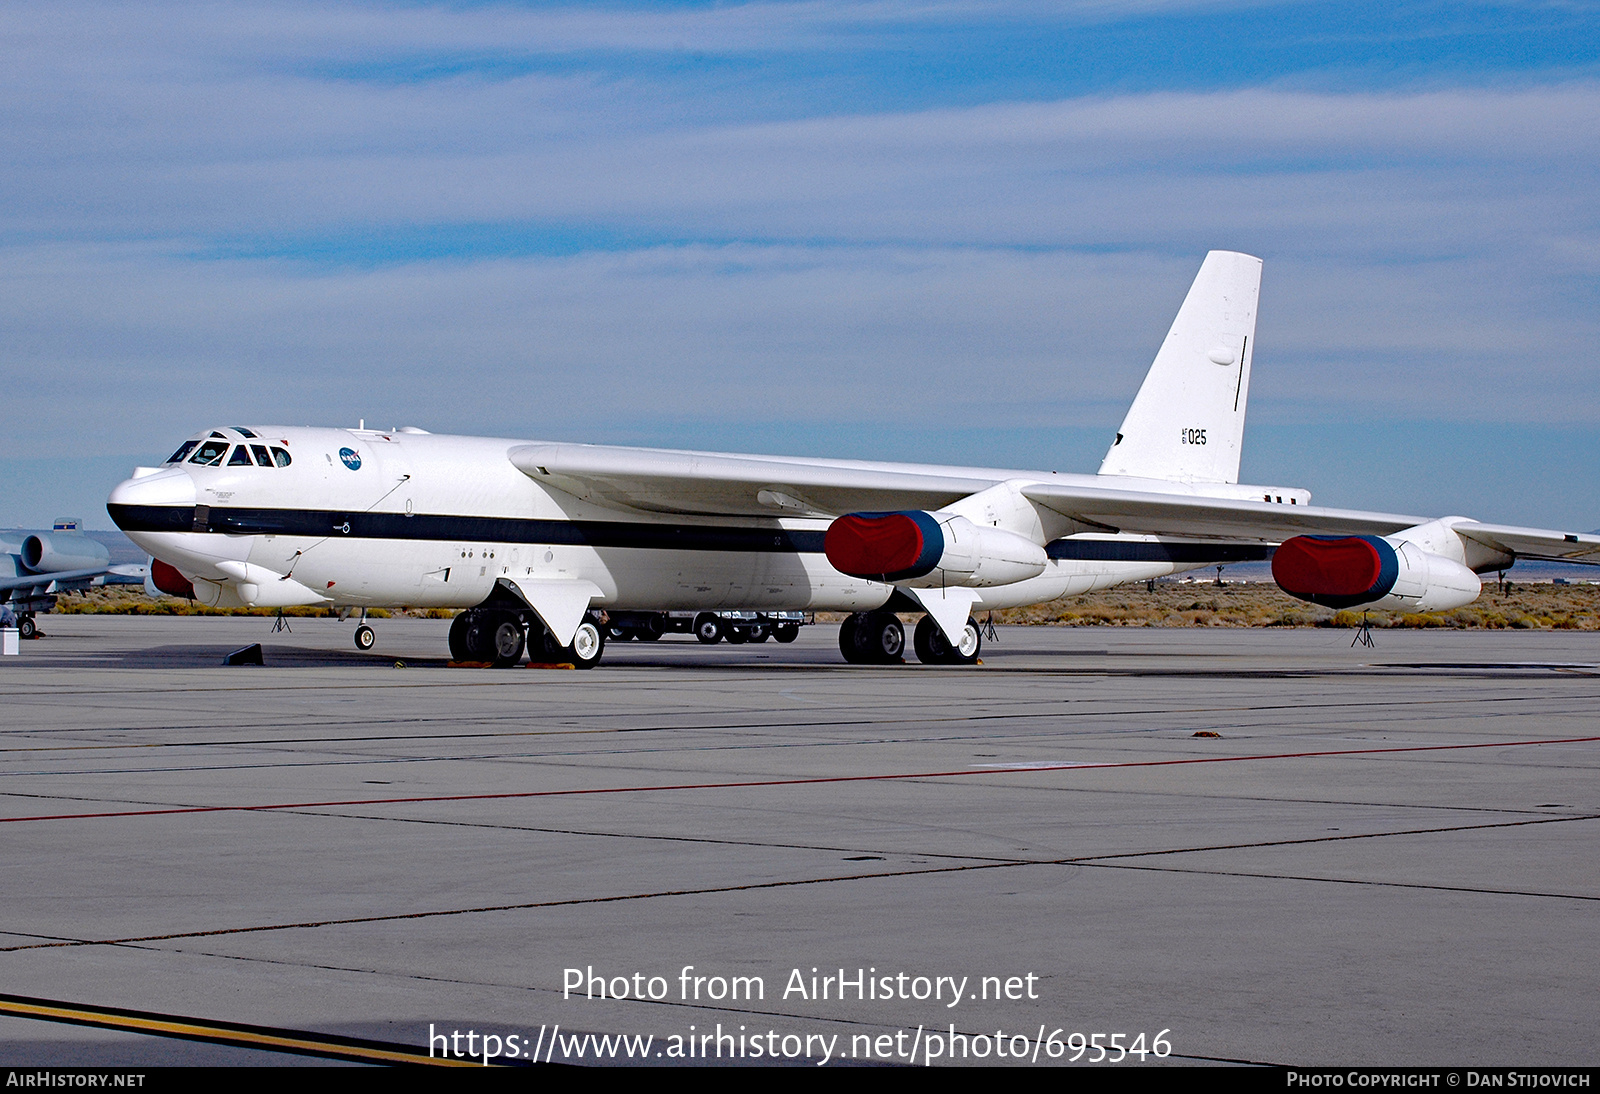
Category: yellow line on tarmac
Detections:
[{"x1": 0, "y1": 995, "x2": 483, "y2": 1067}]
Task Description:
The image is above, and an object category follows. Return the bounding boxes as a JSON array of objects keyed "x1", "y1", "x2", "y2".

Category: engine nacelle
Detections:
[
  {"x1": 21, "y1": 533, "x2": 110, "y2": 575},
  {"x1": 1272, "y1": 535, "x2": 1481, "y2": 612},
  {"x1": 148, "y1": 558, "x2": 196, "y2": 599},
  {"x1": 825, "y1": 511, "x2": 1048, "y2": 588}
]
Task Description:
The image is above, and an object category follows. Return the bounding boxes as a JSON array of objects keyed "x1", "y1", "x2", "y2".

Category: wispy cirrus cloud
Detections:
[{"x1": 1, "y1": 0, "x2": 1597, "y2": 527}]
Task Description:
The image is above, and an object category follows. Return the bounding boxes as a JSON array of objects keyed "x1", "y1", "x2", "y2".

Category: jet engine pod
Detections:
[
  {"x1": 20, "y1": 533, "x2": 110, "y2": 574},
  {"x1": 1272, "y1": 535, "x2": 1480, "y2": 612},
  {"x1": 825, "y1": 511, "x2": 1047, "y2": 588},
  {"x1": 149, "y1": 558, "x2": 196, "y2": 599}
]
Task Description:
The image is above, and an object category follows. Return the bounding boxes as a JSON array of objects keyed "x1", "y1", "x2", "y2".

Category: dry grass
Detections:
[{"x1": 990, "y1": 579, "x2": 1600, "y2": 630}]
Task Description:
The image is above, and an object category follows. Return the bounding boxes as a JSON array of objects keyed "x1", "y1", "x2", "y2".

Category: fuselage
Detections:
[{"x1": 108, "y1": 426, "x2": 1278, "y2": 613}]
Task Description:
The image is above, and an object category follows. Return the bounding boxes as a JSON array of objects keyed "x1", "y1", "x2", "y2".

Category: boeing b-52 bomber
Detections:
[{"x1": 107, "y1": 252, "x2": 1600, "y2": 667}]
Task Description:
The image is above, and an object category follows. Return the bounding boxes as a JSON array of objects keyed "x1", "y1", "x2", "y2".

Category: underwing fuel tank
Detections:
[
  {"x1": 1272, "y1": 534, "x2": 1480, "y2": 612},
  {"x1": 824, "y1": 511, "x2": 1047, "y2": 588}
]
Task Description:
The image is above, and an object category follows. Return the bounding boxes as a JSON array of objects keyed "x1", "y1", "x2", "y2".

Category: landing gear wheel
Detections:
[
  {"x1": 949, "y1": 617, "x2": 982, "y2": 664},
  {"x1": 489, "y1": 615, "x2": 526, "y2": 667},
  {"x1": 448, "y1": 612, "x2": 473, "y2": 660},
  {"x1": 862, "y1": 611, "x2": 905, "y2": 663},
  {"x1": 695, "y1": 613, "x2": 724, "y2": 644},
  {"x1": 462, "y1": 611, "x2": 503, "y2": 663},
  {"x1": 773, "y1": 623, "x2": 799, "y2": 643},
  {"x1": 838, "y1": 613, "x2": 864, "y2": 662},
  {"x1": 353, "y1": 624, "x2": 375, "y2": 651},
  {"x1": 915, "y1": 615, "x2": 981, "y2": 665},
  {"x1": 841, "y1": 611, "x2": 904, "y2": 664},
  {"x1": 565, "y1": 620, "x2": 605, "y2": 669},
  {"x1": 18, "y1": 615, "x2": 38, "y2": 640}
]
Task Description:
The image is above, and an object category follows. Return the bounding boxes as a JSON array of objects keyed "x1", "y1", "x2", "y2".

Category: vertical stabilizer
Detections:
[{"x1": 1098, "y1": 251, "x2": 1261, "y2": 484}]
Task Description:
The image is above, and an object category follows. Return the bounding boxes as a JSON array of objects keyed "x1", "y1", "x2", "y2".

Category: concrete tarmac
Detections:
[{"x1": 0, "y1": 614, "x2": 1596, "y2": 1067}]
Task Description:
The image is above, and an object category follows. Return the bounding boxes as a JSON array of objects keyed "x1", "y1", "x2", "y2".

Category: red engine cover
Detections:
[
  {"x1": 825, "y1": 513, "x2": 930, "y2": 579},
  {"x1": 151, "y1": 558, "x2": 195, "y2": 599},
  {"x1": 1271, "y1": 535, "x2": 1393, "y2": 605}
]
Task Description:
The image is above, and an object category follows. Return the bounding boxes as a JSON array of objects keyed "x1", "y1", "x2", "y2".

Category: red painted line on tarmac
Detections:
[{"x1": 5, "y1": 734, "x2": 1598, "y2": 826}]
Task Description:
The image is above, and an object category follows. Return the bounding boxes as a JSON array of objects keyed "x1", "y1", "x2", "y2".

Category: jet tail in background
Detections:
[{"x1": 1098, "y1": 250, "x2": 1262, "y2": 485}]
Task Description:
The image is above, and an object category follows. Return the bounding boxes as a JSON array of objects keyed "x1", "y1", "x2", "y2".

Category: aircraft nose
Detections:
[{"x1": 107, "y1": 466, "x2": 196, "y2": 525}]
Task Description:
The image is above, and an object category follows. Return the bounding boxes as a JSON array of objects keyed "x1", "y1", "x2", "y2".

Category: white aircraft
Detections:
[{"x1": 106, "y1": 252, "x2": 1600, "y2": 667}]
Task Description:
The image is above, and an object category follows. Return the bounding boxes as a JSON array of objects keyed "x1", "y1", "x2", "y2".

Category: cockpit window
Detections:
[
  {"x1": 270, "y1": 446, "x2": 292, "y2": 467},
  {"x1": 251, "y1": 445, "x2": 272, "y2": 467},
  {"x1": 166, "y1": 440, "x2": 199, "y2": 464},
  {"x1": 188, "y1": 439, "x2": 230, "y2": 466},
  {"x1": 227, "y1": 445, "x2": 253, "y2": 466},
  {"x1": 234, "y1": 427, "x2": 258, "y2": 438}
]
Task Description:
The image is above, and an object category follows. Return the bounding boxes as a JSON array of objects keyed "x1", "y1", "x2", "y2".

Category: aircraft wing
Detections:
[
  {"x1": 1020, "y1": 483, "x2": 1425, "y2": 541},
  {"x1": 509, "y1": 442, "x2": 1424, "y2": 537},
  {"x1": 506, "y1": 443, "x2": 1600, "y2": 569},
  {"x1": 507, "y1": 443, "x2": 986, "y2": 517},
  {"x1": 1451, "y1": 523, "x2": 1600, "y2": 563},
  {"x1": 0, "y1": 566, "x2": 119, "y2": 594}
]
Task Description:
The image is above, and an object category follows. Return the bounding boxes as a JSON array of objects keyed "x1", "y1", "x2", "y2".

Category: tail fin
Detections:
[{"x1": 1097, "y1": 250, "x2": 1262, "y2": 484}]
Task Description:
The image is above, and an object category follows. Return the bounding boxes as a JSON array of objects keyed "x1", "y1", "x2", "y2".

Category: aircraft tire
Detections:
[
  {"x1": 565, "y1": 621, "x2": 605, "y2": 669},
  {"x1": 694, "y1": 613, "x2": 724, "y2": 644},
  {"x1": 773, "y1": 623, "x2": 799, "y2": 643},
  {"x1": 861, "y1": 611, "x2": 905, "y2": 663},
  {"x1": 949, "y1": 618, "x2": 982, "y2": 664},
  {"x1": 489, "y1": 614, "x2": 526, "y2": 667},
  {"x1": 448, "y1": 612, "x2": 473, "y2": 661},
  {"x1": 913, "y1": 615, "x2": 949, "y2": 664},
  {"x1": 838, "y1": 613, "x2": 865, "y2": 662},
  {"x1": 18, "y1": 615, "x2": 37, "y2": 640},
  {"x1": 914, "y1": 615, "x2": 981, "y2": 665},
  {"x1": 354, "y1": 624, "x2": 375, "y2": 651},
  {"x1": 462, "y1": 612, "x2": 504, "y2": 663}
]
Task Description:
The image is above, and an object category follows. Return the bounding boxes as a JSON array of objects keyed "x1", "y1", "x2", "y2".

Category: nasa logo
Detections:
[{"x1": 339, "y1": 447, "x2": 362, "y2": 471}]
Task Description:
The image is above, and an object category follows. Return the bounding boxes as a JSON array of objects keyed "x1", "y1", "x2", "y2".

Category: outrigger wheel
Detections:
[{"x1": 913, "y1": 614, "x2": 981, "y2": 665}]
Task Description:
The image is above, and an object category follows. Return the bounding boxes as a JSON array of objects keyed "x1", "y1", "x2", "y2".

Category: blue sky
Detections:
[{"x1": 1, "y1": 0, "x2": 1597, "y2": 529}]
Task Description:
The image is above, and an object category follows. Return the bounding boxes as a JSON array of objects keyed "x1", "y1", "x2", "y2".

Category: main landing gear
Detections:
[
  {"x1": 448, "y1": 608, "x2": 605, "y2": 669},
  {"x1": 839, "y1": 612, "x2": 981, "y2": 665}
]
